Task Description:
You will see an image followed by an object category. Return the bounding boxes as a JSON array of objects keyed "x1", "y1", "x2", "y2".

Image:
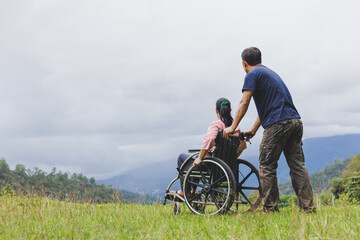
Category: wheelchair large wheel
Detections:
[
  {"x1": 234, "y1": 159, "x2": 262, "y2": 211},
  {"x1": 183, "y1": 157, "x2": 236, "y2": 215}
]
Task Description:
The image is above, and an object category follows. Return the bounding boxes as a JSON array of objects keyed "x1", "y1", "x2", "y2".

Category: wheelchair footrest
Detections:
[{"x1": 164, "y1": 192, "x2": 185, "y2": 203}]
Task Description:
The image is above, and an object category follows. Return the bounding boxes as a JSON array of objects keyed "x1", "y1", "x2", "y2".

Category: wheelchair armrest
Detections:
[
  {"x1": 188, "y1": 149, "x2": 214, "y2": 157},
  {"x1": 188, "y1": 149, "x2": 200, "y2": 153}
]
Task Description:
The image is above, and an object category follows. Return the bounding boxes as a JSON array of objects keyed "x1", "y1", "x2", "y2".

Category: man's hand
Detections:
[
  {"x1": 223, "y1": 127, "x2": 235, "y2": 139},
  {"x1": 244, "y1": 130, "x2": 256, "y2": 140},
  {"x1": 193, "y1": 157, "x2": 202, "y2": 167}
]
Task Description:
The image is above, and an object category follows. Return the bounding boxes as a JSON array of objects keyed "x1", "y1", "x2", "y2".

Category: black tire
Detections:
[
  {"x1": 234, "y1": 159, "x2": 262, "y2": 211},
  {"x1": 183, "y1": 157, "x2": 236, "y2": 215}
]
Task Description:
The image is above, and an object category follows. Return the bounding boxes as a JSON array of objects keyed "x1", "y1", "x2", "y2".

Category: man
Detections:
[{"x1": 223, "y1": 47, "x2": 315, "y2": 213}]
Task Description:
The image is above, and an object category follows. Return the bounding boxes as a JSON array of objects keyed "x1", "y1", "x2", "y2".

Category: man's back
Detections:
[
  {"x1": 224, "y1": 46, "x2": 315, "y2": 213},
  {"x1": 242, "y1": 65, "x2": 300, "y2": 128}
]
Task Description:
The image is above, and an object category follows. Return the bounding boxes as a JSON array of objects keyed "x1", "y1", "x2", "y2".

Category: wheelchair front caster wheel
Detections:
[{"x1": 173, "y1": 202, "x2": 181, "y2": 215}]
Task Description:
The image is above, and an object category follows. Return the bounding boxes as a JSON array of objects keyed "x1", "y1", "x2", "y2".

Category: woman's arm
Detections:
[
  {"x1": 193, "y1": 149, "x2": 208, "y2": 167},
  {"x1": 193, "y1": 121, "x2": 222, "y2": 167},
  {"x1": 201, "y1": 121, "x2": 221, "y2": 150}
]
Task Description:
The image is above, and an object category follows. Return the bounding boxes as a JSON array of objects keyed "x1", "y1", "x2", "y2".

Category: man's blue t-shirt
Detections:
[{"x1": 242, "y1": 65, "x2": 300, "y2": 128}]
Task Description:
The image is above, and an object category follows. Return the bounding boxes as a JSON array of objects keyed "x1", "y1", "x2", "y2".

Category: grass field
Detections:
[{"x1": 0, "y1": 195, "x2": 359, "y2": 239}]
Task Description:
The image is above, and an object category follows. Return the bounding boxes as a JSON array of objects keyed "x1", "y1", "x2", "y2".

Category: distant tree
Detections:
[
  {"x1": 0, "y1": 158, "x2": 157, "y2": 204},
  {"x1": 0, "y1": 159, "x2": 11, "y2": 186},
  {"x1": 0, "y1": 158, "x2": 124, "y2": 203},
  {"x1": 0, "y1": 158, "x2": 10, "y2": 175},
  {"x1": 345, "y1": 172, "x2": 360, "y2": 201},
  {"x1": 331, "y1": 154, "x2": 360, "y2": 202},
  {"x1": 90, "y1": 177, "x2": 96, "y2": 185},
  {"x1": 331, "y1": 177, "x2": 345, "y2": 199},
  {"x1": 343, "y1": 155, "x2": 360, "y2": 178},
  {"x1": 15, "y1": 164, "x2": 26, "y2": 175}
]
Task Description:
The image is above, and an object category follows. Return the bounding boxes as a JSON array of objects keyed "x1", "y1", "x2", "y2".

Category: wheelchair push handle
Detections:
[
  {"x1": 218, "y1": 130, "x2": 253, "y2": 144},
  {"x1": 240, "y1": 132, "x2": 253, "y2": 144}
]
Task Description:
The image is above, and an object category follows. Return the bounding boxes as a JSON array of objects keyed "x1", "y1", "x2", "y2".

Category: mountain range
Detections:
[{"x1": 98, "y1": 134, "x2": 360, "y2": 197}]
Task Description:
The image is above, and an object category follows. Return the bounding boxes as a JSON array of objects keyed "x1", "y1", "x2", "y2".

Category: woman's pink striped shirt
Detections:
[{"x1": 201, "y1": 120, "x2": 241, "y2": 150}]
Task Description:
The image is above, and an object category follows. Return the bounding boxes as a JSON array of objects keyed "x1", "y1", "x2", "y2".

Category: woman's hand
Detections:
[{"x1": 193, "y1": 157, "x2": 203, "y2": 167}]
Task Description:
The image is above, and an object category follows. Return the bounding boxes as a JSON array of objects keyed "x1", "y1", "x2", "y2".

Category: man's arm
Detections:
[
  {"x1": 245, "y1": 115, "x2": 261, "y2": 140},
  {"x1": 223, "y1": 90, "x2": 253, "y2": 138}
]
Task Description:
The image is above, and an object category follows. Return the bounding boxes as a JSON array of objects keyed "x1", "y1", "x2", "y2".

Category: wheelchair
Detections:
[{"x1": 163, "y1": 131, "x2": 262, "y2": 215}]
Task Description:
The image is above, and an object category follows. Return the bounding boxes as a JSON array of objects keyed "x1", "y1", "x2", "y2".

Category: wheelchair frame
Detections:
[{"x1": 163, "y1": 134, "x2": 262, "y2": 215}]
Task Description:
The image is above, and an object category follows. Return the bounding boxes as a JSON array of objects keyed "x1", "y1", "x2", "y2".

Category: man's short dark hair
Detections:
[{"x1": 241, "y1": 47, "x2": 262, "y2": 66}]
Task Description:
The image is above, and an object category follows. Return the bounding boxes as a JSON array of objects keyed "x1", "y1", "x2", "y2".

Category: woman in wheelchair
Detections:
[{"x1": 170, "y1": 97, "x2": 247, "y2": 200}]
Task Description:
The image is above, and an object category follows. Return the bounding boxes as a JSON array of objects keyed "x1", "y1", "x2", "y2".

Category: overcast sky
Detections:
[{"x1": 1, "y1": 0, "x2": 360, "y2": 179}]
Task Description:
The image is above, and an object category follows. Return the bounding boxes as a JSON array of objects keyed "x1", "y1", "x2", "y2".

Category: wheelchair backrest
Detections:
[{"x1": 213, "y1": 130, "x2": 240, "y2": 172}]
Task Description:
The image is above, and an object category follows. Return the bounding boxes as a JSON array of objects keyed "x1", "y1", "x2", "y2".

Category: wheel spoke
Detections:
[
  {"x1": 211, "y1": 188, "x2": 227, "y2": 195},
  {"x1": 188, "y1": 192, "x2": 202, "y2": 203},
  {"x1": 239, "y1": 169, "x2": 245, "y2": 179},
  {"x1": 208, "y1": 164, "x2": 215, "y2": 183},
  {"x1": 210, "y1": 192, "x2": 220, "y2": 209},
  {"x1": 210, "y1": 174, "x2": 226, "y2": 188},
  {"x1": 238, "y1": 170, "x2": 254, "y2": 185},
  {"x1": 187, "y1": 180, "x2": 204, "y2": 188},
  {"x1": 204, "y1": 192, "x2": 210, "y2": 204},
  {"x1": 239, "y1": 190, "x2": 252, "y2": 205},
  {"x1": 240, "y1": 186, "x2": 259, "y2": 190},
  {"x1": 199, "y1": 166, "x2": 209, "y2": 184}
]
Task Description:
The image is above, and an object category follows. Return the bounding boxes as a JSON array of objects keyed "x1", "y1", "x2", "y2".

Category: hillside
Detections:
[
  {"x1": 99, "y1": 134, "x2": 360, "y2": 196},
  {"x1": 272, "y1": 134, "x2": 360, "y2": 182},
  {"x1": 279, "y1": 157, "x2": 352, "y2": 195},
  {"x1": 0, "y1": 159, "x2": 155, "y2": 204}
]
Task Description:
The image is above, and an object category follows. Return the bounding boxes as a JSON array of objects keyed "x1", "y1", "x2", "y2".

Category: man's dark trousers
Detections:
[{"x1": 259, "y1": 118, "x2": 315, "y2": 212}]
